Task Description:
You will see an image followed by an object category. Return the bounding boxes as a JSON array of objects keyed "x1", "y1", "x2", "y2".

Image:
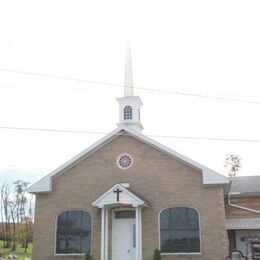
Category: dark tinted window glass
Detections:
[
  {"x1": 124, "y1": 106, "x2": 133, "y2": 120},
  {"x1": 188, "y1": 208, "x2": 199, "y2": 229},
  {"x1": 160, "y1": 207, "x2": 200, "y2": 253},
  {"x1": 160, "y1": 230, "x2": 172, "y2": 252},
  {"x1": 172, "y1": 230, "x2": 188, "y2": 252},
  {"x1": 160, "y1": 209, "x2": 170, "y2": 230},
  {"x1": 171, "y1": 207, "x2": 187, "y2": 230},
  {"x1": 115, "y1": 210, "x2": 135, "y2": 219},
  {"x1": 56, "y1": 210, "x2": 91, "y2": 254}
]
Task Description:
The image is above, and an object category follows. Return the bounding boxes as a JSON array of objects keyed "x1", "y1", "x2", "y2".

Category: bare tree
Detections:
[
  {"x1": 224, "y1": 154, "x2": 242, "y2": 177},
  {"x1": 8, "y1": 198, "x2": 18, "y2": 251},
  {"x1": 0, "y1": 180, "x2": 34, "y2": 251},
  {"x1": 17, "y1": 193, "x2": 34, "y2": 252},
  {"x1": 14, "y1": 181, "x2": 29, "y2": 227},
  {"x1": 0, "y1": 183, "x2": 12, "y2": 248},
  {"x1": 12, "y1": 180, "x2": 30, "y2": 251},
  {"x1": 0, "y1": 183, "x2": 5, "y2": 245}
]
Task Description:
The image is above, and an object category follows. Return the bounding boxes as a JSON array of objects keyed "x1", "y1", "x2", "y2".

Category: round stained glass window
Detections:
[{"x1": 117, "y1": 153, "x2": 133, "y2": 169}]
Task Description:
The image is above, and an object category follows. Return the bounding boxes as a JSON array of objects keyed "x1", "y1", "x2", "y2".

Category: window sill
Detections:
[
  {"x1": 160, "y1": 252, "x2": 201, "y2": 256},
  {"x1": 55, "y1": 254, "x2": 87, "y2": 256}
]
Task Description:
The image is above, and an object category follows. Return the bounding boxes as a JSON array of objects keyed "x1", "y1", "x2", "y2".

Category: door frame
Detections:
[{"x1": 112, "y1": 208, "x2": 136, "y2": 260}]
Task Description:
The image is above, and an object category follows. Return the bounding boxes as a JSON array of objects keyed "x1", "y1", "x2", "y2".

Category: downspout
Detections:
[{"x1": 228, "y1": 192, "x2": 260, "y2": 214}]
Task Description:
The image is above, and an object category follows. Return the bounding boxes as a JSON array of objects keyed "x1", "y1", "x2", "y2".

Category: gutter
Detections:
[{"x1": 228, "y1": 192, "x2": 260, "y2": 214}]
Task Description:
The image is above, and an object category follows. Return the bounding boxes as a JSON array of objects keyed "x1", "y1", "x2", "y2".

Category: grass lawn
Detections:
[{"x1": 0, "y1": 240, "x2": 32, "y2": 260}]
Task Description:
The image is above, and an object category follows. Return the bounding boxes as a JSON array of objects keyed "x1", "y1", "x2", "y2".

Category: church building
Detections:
[{"x1": 28, "y1": 48, "x2": 260, "y2": 260}]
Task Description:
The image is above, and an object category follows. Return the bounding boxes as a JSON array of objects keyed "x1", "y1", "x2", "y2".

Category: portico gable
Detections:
[
  {"x1": 92, "y1": 184, "x2": 148, "y2": 260},
  {"x1": 92, "y1": 183, "x2": 149, "y2": 208}
]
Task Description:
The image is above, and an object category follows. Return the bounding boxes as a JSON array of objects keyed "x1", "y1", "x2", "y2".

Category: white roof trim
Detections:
[
  {"x1": 28, "y1": 127, "x2": 121, "y2": 193},
  {"x1": 92, "y1": 184, "x2": 148, "y2": 208},
  {"x1": 28, "y1": 125, "x2": 228, "y2": 193}
]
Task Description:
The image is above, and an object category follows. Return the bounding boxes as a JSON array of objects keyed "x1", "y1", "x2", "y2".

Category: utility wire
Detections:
[
  {"x1": 0, "y1": 68, "x2": 260, "y2": 105},
  {"x1": 0, "y1": 68, "x2": 122, "y2": 88},
  {"x1": 0, "y1": 85, "x2": 108, "y2": 93},
  {"x1": 1, "y1": 125, "x2": 260, "y2": 143}
]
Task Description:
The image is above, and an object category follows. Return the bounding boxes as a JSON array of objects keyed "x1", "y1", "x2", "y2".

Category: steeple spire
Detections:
[
  {"x1": 117, "y1": 41, "x2": 143, "y2": 132},
  {"x1": 124, "y1": 41, "x2": 134, "y2": 97}
]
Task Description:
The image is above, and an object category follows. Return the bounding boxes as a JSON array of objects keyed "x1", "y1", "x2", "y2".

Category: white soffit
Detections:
[{"x1": 27, "y1": 125, "x2": 228, "y2": 194}]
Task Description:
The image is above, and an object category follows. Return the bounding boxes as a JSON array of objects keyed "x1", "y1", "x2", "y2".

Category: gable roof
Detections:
[
  {"x1": 92, "y1": 183, "x2": 149, "y2": 208},
  {"x1": 28, "y1": 125, "x2": 228, "y2": 194}
]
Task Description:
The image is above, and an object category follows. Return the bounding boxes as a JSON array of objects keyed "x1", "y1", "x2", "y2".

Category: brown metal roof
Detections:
[{"x1": 226, "y1": 217, "x2": 260, "y2": 230}]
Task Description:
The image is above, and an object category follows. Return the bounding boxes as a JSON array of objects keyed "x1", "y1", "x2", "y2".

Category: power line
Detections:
[
  {"x1": 1, "y1": 125, "x2": 260, "y2": 143},
  {"x1": 218, "y1": 94, "x2": 260, "y2": 98},
  {"x1": 1, "y1": 67, "x2": 260, "y2": 105},
  {"x1": 0, "y1": 126, "x2": 107, "y2": 135},
  {"x1": 0, "y1": 85, "x2": 108, "y2": 93},
  {"x1": 0, "y1": 68, "x2": 122, "y2": 88}
]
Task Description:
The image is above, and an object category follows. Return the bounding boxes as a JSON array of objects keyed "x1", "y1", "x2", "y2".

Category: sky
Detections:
[{"x1": 0, "y1": 0, "x2": 260, "y2": 185}]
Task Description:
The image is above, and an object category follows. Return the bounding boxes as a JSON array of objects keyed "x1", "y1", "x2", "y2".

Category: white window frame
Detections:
[
  {"x1": 158, "y1": 206, "x2": 202, "y2": 256},
  {"x1": 54, "y1": 208, "x2": 93, "y2": 256}
]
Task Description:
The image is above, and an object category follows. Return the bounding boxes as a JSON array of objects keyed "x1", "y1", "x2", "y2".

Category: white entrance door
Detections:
[{"x1": 112, "y1": 210, "x2": 136, "y2": 260}]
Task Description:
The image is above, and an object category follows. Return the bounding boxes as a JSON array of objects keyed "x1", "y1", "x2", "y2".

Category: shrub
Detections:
[
  {"x1": 85, "y1": 251, "x2": 92, "y2": 260},
  {"x1": 153, "y1": 248, "x2": 161, "y2": 260}
]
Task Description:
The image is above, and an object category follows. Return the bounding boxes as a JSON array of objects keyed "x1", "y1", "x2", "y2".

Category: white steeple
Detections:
[
  {"x1": 117, "y1": 42, "x2": 143, "y2": 132},
  {"x1": 124, "y1": 41, "x2": 134, "y2": 97}
]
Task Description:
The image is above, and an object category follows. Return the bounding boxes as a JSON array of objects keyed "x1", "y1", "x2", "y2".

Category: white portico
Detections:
[{"x1": 92, "y1": 184, "x2": 148, "y2": 260}]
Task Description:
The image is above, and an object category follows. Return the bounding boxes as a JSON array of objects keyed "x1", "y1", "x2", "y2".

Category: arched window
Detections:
[
  {"x1": 124, "y1": 106, "x2": 133, "y2": 120},
  {"x1": 56, "y1": 210, "x2": 91, "y2": 254},
  {"x1": 160, "y1": 207, "x2": 200, "y2": 253}
]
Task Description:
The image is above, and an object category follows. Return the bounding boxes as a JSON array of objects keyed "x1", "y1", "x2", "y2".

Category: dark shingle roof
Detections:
[{"x1": 230, "y1": 176, "x2": 260, "y2": 196}]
